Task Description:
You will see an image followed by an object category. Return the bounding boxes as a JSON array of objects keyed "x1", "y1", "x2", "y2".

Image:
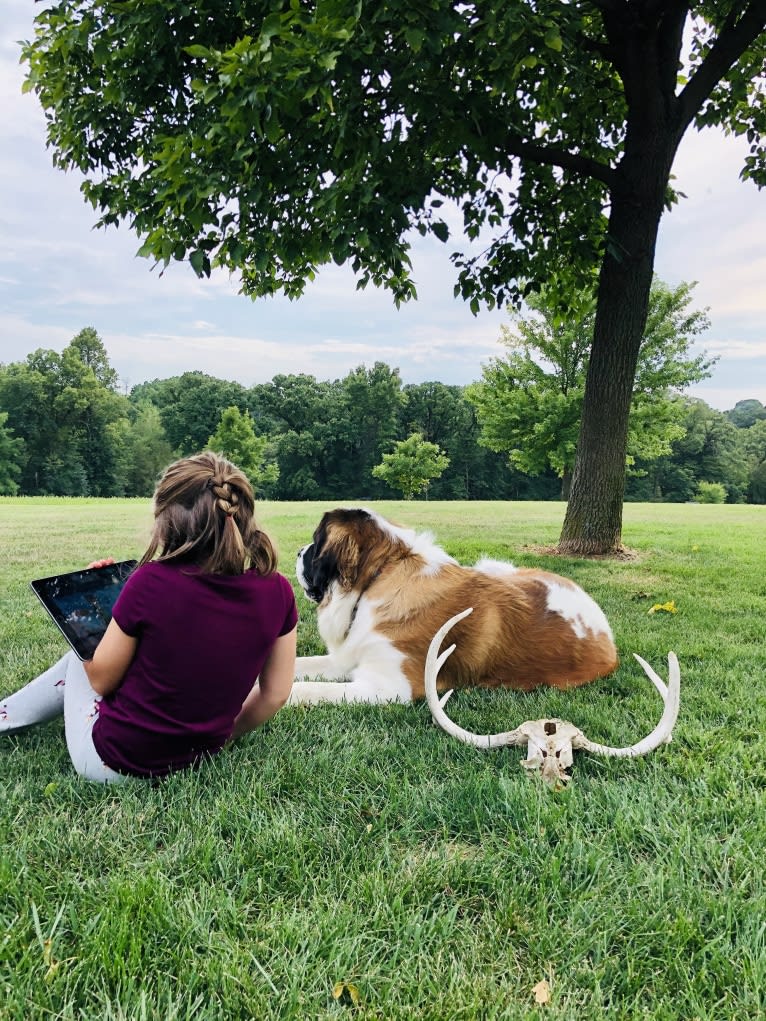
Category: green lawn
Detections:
[{"x1": 1, "y1": 498, "x2": 764, "y2": 1020}]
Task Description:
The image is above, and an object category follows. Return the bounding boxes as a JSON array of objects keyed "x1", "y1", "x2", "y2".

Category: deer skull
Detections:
[{"x1": 424, "y1": 607, "x2": 681, "y2": 785}]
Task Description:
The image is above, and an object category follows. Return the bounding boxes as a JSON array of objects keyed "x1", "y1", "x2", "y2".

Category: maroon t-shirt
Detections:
[{"x1": 91, "y1": 561, "x2": 298, "y2": 778}]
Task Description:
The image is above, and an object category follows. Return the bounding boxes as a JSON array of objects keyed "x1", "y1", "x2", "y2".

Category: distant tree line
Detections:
[
  {"x1": 0, "y1": 328, "x2": 545, "y2": 501},
  {"x1": 1, "y1": 327, "x2": 764, "y2": 503}
]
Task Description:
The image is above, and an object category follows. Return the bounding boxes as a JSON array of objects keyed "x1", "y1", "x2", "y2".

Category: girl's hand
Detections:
[{"x1": 86, "y1": 557, "x2": 115, "y2": 570}]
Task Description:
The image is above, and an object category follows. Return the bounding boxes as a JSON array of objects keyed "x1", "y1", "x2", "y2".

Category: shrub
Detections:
[{"x1": 694, "y1": 480, "x2": 727, "y2": 504}]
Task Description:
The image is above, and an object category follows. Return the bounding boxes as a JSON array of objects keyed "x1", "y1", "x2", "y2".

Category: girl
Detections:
[{"x1": 0, "y1": 452, "x2": 297, "y2": 783}]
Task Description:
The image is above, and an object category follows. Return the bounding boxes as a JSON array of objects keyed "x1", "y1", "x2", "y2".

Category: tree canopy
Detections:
[
  {"x1": 21, "y1": 1, "x2": 766, "y2": 551},
  {"x1": 467, "y1": 279, "x2": 714, "y2": 496},
  {"x1": 0, "y1": 330, "x2": 129, "y2": 495},
  {"x1": 726, "y1": 399, "x2": 766, "y2": 429},
  {"x1": 372, "y1": 433, "x2": 450, "y2": 499},
  {"x1": 0, "y1": 412, "x2": 24, "y2": 496},
  {"x1": 207, "y1": 405, "x2": 279, "y2": 492},
  {"x1": 21, "y1": 2, "x2": 766, "y2": 304},
  {"x1": 132, "y1": 372, "x2": 249, "y2": 453}
]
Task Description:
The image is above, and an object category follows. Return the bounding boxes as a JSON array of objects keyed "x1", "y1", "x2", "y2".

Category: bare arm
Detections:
[
  {"x1": 230, "y1": 626, "x2": 297, "y2": 740},
  {"x1": 83, "y1": 617, "x2": 138, "y2": 696}
]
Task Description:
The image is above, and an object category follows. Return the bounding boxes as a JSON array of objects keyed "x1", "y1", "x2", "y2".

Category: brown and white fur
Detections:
[{"x1": 290, "y1": 508, "x2": 618, "y2": 705}]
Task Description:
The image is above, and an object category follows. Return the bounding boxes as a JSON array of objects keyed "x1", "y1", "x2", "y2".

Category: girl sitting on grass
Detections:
[{"x1": 0, "y1": 451, "x2": 297, "y2": 783}]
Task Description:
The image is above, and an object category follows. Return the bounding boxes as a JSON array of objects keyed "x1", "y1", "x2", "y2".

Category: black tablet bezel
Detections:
[{"x1": 30, "y1": 560, "x2": 138, "y2": 661}]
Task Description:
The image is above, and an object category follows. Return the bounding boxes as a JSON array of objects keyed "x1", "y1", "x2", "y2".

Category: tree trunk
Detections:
[
  {"x1": 560, "y1": 471, "x2": 572, "y2": 501},
  {"x1": 559, "y1": 142, "x2": 675, "y2": 555}
]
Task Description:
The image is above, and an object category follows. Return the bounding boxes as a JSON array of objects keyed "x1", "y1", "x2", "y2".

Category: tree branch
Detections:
[
  {"x1": 676, "y1": 0, "x2": 766, "y2": 133},
  {"x1": 575, "y1": 28, "x2": 615, "y2": 62},
  {"x1": 642, "y1": 0, "x2": 682, "y2": 16},
  {"x1": 656, "y1": 1, "x2": 690, "y2": 109},
  {"x1": 502, "y1": 133, "x2": 618, "y2": 188},
  {"x1": 587, "y1": 0, "x2": 627, "y2": 13}
]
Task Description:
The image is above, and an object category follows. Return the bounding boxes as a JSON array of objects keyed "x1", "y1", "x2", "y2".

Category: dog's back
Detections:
[{"x1": 369, "y1": 557, "x2": 618, "y2": 698}]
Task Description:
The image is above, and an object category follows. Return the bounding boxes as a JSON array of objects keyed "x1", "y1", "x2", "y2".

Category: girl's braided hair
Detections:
[{"x1": 140, "y1": 451, "x2": 277, "y2": 576}]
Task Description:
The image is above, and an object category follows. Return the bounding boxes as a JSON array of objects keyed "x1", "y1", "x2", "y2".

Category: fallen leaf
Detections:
[
  {"x1": 332, "y1": 981, "x2": 361, "y2": 1007},
  {"x1": 533, "y1": 978, "x2": 551, "y2": 1005},
  {"x1": 648, "y1": 600, "x2": 678, "y2": 615}
]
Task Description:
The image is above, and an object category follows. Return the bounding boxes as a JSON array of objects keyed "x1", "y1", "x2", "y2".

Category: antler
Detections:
[
  {"x1": 423, "y1": 608, "x2": 532, "y2": 750},
  {"x1": 424, "y1": 608, "x2": 681, "y2": 773},
  {"x1": 571, "y1": 652, "x2": 680, "y2": 758}
]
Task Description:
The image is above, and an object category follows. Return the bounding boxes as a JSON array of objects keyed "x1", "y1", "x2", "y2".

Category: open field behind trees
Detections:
[{"x1": 1, "y1": 499, "x2": 765, "y2": 1020}]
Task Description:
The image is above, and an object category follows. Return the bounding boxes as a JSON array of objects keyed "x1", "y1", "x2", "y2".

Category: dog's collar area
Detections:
[{"x1": 343, "y1": 569, "x2": 382, "y2": 640}]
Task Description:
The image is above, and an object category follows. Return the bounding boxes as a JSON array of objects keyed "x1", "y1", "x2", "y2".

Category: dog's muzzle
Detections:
[{"x1": 296, "y1": 544, "x2": 316, "y2": 601}]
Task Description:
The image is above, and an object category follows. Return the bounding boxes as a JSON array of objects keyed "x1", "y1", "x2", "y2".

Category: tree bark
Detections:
[
  {"x1": 560, "y1": 470, "x2": 572, "y2": 501},
  {"x1": 556, "y1": 0, "x2": 699, "y2": 556},
  {"x1": 559, "y1": 139, "x2": 675, "y2": 554}
]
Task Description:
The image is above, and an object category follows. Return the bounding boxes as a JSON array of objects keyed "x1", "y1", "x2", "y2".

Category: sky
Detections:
[{"x1": 1, "y1": 3, "x2": 765, "y2": 413}]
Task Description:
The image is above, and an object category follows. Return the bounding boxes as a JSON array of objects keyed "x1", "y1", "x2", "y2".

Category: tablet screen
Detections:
[{"x1": 30, "y1": 560, "x2": 138, "y2": 660}]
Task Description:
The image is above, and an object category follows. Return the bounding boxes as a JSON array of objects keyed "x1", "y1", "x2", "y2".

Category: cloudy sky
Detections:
[{"x1": 2, "y1": 3, "x2": 764, "y2": 412}]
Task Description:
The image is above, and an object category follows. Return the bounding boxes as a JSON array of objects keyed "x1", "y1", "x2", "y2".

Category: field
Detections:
[{"x1": 1, "y1": 498, "x2": 764, "y2": 1020}]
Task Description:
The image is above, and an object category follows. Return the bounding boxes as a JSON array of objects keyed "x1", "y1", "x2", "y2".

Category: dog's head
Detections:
[{"x1": 296, "y1": 507, "x2": 409, "y2": 604}]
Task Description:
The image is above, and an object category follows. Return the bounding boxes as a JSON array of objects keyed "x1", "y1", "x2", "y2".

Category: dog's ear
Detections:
[
  {"x1": 302, "y1": 516, "x2": 358, "y2": 599},
  {"x1": 332, "y1": 532, "x2": 362, "y2": 590},
  {"x1": 306, "y1": 545, "x2": 340, "y2": 601},
  {"x1": 315, "y1": 523, "x2": 361, "y2": 592}
]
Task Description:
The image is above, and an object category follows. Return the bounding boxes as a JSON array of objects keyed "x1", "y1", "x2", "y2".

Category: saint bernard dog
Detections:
[{"x1": 289, "y1": 507, "x2": 618, "y2": 705}]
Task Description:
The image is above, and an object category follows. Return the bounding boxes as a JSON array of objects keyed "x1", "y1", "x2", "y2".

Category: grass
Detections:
[{"x1": 1, "y1": 497, "x2": 765, "y2": 1020}]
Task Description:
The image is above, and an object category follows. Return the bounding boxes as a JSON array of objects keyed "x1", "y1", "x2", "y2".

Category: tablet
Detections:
[{"x1": 30, "y1": 560, "x2": 138, "y2": 660}]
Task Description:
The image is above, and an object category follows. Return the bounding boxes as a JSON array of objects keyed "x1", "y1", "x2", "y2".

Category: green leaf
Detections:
[
  {"x1": 136, "y1": 239, "x2": 157, "y2": 260},
  {"x1": 404, "y1": 28, "x2": 425, "y2": 53},
  {"x1": 184, "y1": 45, "x2": 211, "y2": 59},
  {"x1": 543, "y1": 29, "x2": 562, "y2": 53},
  {"x1": 189, "y1": 249, "x2": 205, "y2": 276},
  {"x1": 264, "y1": 113, "x2": 282, "y2": 143},
  {"x1": 92, "y1": 40, "x2": 110, "y2": 65}
]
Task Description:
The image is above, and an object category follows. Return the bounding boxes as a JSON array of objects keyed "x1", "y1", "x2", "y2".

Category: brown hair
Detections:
[{"x1": 140, "y1": 451, "x2": 278, "y2": 576}]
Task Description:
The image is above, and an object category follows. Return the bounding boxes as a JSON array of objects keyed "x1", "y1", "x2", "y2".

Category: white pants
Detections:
[{"x1": 1, "y1": 652, "x2": 128, "y2": 784}]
